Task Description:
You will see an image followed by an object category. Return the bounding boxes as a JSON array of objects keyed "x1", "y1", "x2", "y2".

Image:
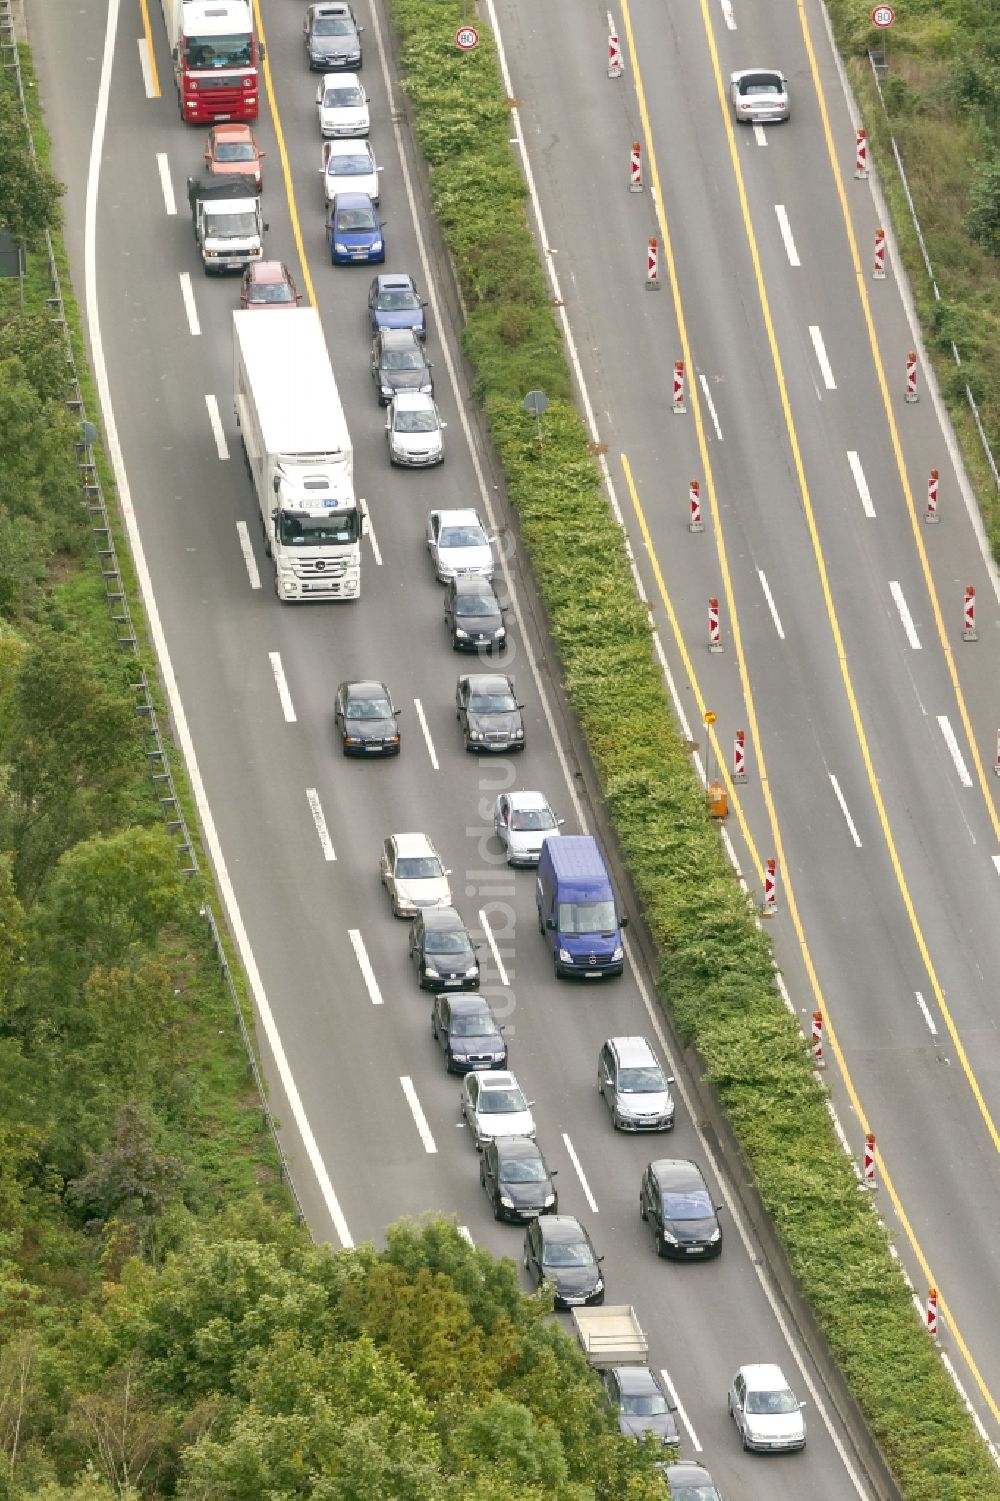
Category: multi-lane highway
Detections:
[{"x1": 26, "y1": 0, "x2": 1000, "y2": 1489}]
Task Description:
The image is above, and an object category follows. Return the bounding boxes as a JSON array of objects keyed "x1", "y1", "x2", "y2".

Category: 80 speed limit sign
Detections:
[
  {"x1": 455, "y1": 25, "x2": 479, "y2": 49},
  {"x1": 871, "y1": 5, "x2": 895, "y2": 25}
]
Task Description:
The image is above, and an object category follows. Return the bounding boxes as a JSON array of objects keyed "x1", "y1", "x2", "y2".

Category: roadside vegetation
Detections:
[{"x1": 388, "y1": 2, "x2": 1000, "y2": 1499}]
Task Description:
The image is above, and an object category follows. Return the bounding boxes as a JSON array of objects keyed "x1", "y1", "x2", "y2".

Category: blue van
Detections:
[{"x1": 536, "y1": 835, "x2": 627, "y2": 979}]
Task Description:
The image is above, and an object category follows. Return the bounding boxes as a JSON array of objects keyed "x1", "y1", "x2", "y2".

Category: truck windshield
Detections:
[
  {"x1": 278, "y1": 512, "x2": 359, "y2": 546},
  {"x1": 206, "y1": 210, "x2": 258, "y2": 239},
  {"x1": 185, "y1": 35, "x2": 253, "y2": 69},
  {"x1": 557, "y1": 900, "x2": 617, "y2": 935}
]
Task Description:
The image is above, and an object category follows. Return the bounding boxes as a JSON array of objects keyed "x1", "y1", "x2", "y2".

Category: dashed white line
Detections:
[
  {"x1": 178, "y1": 272, "x2": 201, "y2": 337},
  {"x1": 156, "y1": 151, "x2": 176, "y2": 215},
  {"x1": 993, "y1": 855, "x2": 1000, "y2": 878},
  {"x1": 774, "y1": 204, "x2": 800, "y2": 266},
  {"x1": 458, "y1": 1225, "x2": 475, "y2": 1246},
  {"x1": 698, "y1": 372, "x2": 723, "y2": 440},
  {"x1": 752, "y1": 123, "x2": 767, "y2": 147},
  {"x1": 350, "y1": 929, "x2": 383, "y2": 1005},
  {"x1": 561, "y1": 1132, "x2": 599, "y2": 1213},
  {"x1": 269, "y1": 651, "x2": 297, "y2": 723},
  {"x1": 937, "y1": 714, "x2": 973, "y2": 787},
  {"x1": 137, "y1": 37, "x2": 155, "y2": 98},
  {"x1": 306, "y1": 788, "x2": 336, "y2": 862},
  {"x1": 401, "y1": 1075, "x2": 437, "y2": 1153},
  {"x1": 757, "y1": 569, "x2": 785, "y2": 639},
  {"x1": 479, "y1": 907, "x2": 510, "y2": 987},
  {"x1": 236, "y1": 520, "x2": 261, "y2": 588},
  {"x1": 365, "y1": 506, "x2": 382, "y2": 565},
  {"x1": 809, "y1": 325, "x2": 837, "y2": 390},
  {"x1": 915, "y1": 991, "x2": 938, "y2": 1037},
  {"x1": 889, "y1": 580, "x2": 922, "y2": 649},
  {"x1": 205, "y1": 394, "x2": 229, "y2": 460},
  {"x1": 719, "y1": 0, "x2": 736, "y2": 29},
  {"x1": 847, "y1": 450, "x2": 876, "y2": 518},
  {"x1": 660, "y1": 1368, "x2": 701, "y2": 1451},
  {"x1": 413, "y1": 697, "x2": 439, "y2": 770},
  {"x1": 829, "y1": 774, "x2": 863, "y2": 848}
]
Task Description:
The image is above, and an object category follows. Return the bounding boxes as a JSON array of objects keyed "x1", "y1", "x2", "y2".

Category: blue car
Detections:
[
  {"x1": 368, "y1": 272, "x2": 427, "y2": 338},
  {"x1": 328, "y1": 192, "x2": 385, "y2": 265}
]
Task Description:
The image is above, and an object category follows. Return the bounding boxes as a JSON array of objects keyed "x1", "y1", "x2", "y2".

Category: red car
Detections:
[
  {"x1": 240, "y1": 261, "x2": 303, "y2": 310},
  {"x1": 204, "y1": 124, "x2": 266, "y2": 190}
]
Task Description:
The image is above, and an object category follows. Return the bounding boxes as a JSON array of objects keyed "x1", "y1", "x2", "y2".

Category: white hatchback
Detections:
[
  {"x1": 316, "y1": 72, "x2": 370, "y2": 137},
  {"x1": 728, "y1": 1364, "x2": 806, "y2": 1452},
  {"x1": 321, "y1": 138, "x2": 381, "y2": 203},
  {"x1": 461, "y1": 1070, "x2": 536, "y2": 1150}
]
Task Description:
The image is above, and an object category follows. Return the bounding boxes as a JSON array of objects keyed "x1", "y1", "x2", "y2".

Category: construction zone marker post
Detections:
[
  {"x1": 905, "y1": 350, "x2": 919, "y2": 403},
  {"x1": 672, "y1": 360, "x2": 686, "y2": 413},
  {"x1": 608, "y1": 30, "x2": 623, "y2": 78},
  {"x1": 646, "y1": 238, "x2": 661, "y2": 290},
  {"x1": 926, "y1": 1287, "x2": 940, "y2": 1341},
  {"x1": 629, "y1": 142, "x2": 643, "y2": 192},
  {"x1": 688, "y1": 480, "x2": 703, "y2": 533},
  {"x1": 854, "y1": 127, "x2": 869, "y2": 179},
  {"x1": 811, "y1": 1011, "x2": 826, "y2": 1068},
  {"x1": 733, "y1": 729, "x2": 747, "y2": 783},
  {"x1": 873, "y1": 226, "x2": 886, "y2": 279},
  {"x1": 762, "y1": 858, "x2": 777, "y2": 916},
  {"x1": 925, "y1": 468, "x2": 939, "y2": 523},
  {"x1": 962, "y1": 585, "x2": 977, "y2": 642},
  {"x1": 862, "y1": 1132, "x2": 877, "y2": 1189},
  {"x1": 708, "y1": 597, "x2": 723, "y2": 654}
]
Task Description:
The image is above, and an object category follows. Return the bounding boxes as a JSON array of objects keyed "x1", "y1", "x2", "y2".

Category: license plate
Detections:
[
  {"x1": 364, "y1": 744, "x2": 381, "y2": 752},
  {"x1": 444, "y1": 978, "x2": 462, "y2": 987},
  {"x1": 584, "y1": 970, "x2": 601, "y2": 978},
  {"x1": 685, "y1": 1247, "x2": 704, "y2": 1254}
]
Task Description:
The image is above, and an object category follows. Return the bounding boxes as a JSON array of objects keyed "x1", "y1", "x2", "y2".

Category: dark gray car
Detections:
[
  {"x1": 304, "y1": 2, "x2": 363, "y2": 70},
  {"x1": 481, "y1": 1136, "x2": 558, "y2": 1222},
  {"x1": 371, "y1": 327, "x2": 433, "y2": 405},
  {"x1": 409, "y1": 906, "x2": 479, "y2": 991},
  {"x1": 431, "y1": 993, "x2": 507, "y2": 1073},
  {"x1": 444, "y1": 575, "x2": 507, "y2": 652},
  {"x1": 333, "y1": 679, "x2": 400, "y2": 757},
  {"x1": 603, "y1": 1366, "x2": 679, "y2": 1446},
  {"x1": 639, "y1": 1158, "x2": 723, "y2": 1259},
  {"x1": 456, "y1": 673, "x2": 524, "y2": 752}
]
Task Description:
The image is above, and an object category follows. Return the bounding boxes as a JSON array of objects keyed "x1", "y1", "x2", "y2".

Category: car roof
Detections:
[
  {"x1": 322, "y1": 70, "x2": 362, "y2": 87},
  {"x1": 495, "y1": 1135, "x2": 541, "y2": 1160},
  {"x1": 507, "y1": 790, "x2": 549, "y2": 809},
  {"x1": 248, "y1": 260, "x2": 291, "y2": 283},
  {"x1": 212, "y1": 122, "x2": 253, "y2": 140},
  {"x1": 343, "y1": 679, "x2": 388, "y2": 697},
  {"x1": 464, "y1": 674, "x2": 511, "y2": 693},
  {"x1": 392, "y1": 832, "x2": 436, "y2": 856},
  {"x1": 447, "y1": 992, "x2": 492, "y2": 1015},
  {"x1": 420, "y1": 905, "x2": 466, "y2": 931},
  {"x1": 332, "y1": 191, "x2": 377, "y2": 210},
  {"x1": 733, "y1": 67, "x2": 783, "y2": 83},
  {"x1": 325, "y1": 137, "x2": 371, "y2": 155},
  {"x1": 453, "y1": 573, "x2": 497, "y2": 594},
  {"x1": 433, "y1": 508, "x2": 482, "y2": 527},
  {"x1": 739, "y1": 1363, "x2": 790, "y2": 1389},
  {"x1": 478, "y1": 1070, "x2": 517, "y2": 1090},
  {"x1": 613, "y1": 1365, "x2": 661, "y2": 1394},
  {"x1": 377, "y1": 272, "x2": 416, "y2": 289},
  {"x1": 380, "y1": 327, "x2": 421, "y2": 347},
  {"x1": 650, "y1": 1159, "x2": 708, "y2": 1193},
  {"x1": 538, "y1": 1215, "x2": 587, "y2": 1243},
  {"x1": 607, "y1": 1035, "x2": 658, "y2": 1067},
  {"x1": 664, "y1": 1462, "x2": 714, "y2": 1488},
  {"x1": 313, "y1": 2, "x2": 352, "y2": 15},
  {"x1": 392, "y1": 391, "x2": 435, "y2": 413}
]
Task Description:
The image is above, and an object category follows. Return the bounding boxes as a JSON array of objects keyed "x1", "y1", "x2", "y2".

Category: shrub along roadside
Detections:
[{"x1": 388, "y1": 3, "x2": 1000, "y2": 1498}]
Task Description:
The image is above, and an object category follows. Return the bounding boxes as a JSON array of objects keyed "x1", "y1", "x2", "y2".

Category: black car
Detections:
[
  {"x1": 431, "y1": 993, "x2": 507, "y2": 1073},
  {"x1": 304, "y1": 1, "x2": 363, "y2": 70},
  {"x1": 456, "y1": 673, "x2": 524, "y2": 753},
  {"x1": 444, "y1": 575, "x2": 507, "y2": 653},
  {"x1": 603, "y1": 1365, "x2": 680, "y2": 1447},
  {"x1": 639, "y1": 1159, "x2": 722, "y2": 1259},
  {"x1": 481, "y1": 1136, "x2": 558, "y2": 1223},
  {"x1": 333, "y1": 679, "x2": 400, "y2": 757},
  {"x1": 660, "y1": 1460, "x2": 723, "y2": 1501},
  {"x1": 522, "y1": 1215, "x2": 604, "y2": 1308},
  {"x1": 409, "y1": 907, "x2": 479, "y2": 991},
  {"x1": 370, "y1": 327, "x2": 433, "y2": 405}
]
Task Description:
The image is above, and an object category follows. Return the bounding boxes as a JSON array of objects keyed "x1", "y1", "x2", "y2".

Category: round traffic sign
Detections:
[
  {"x1": 871, "y1": 4, "x2": 895, "y2": 26},
  {"x1": 455, "y1": 25, "x2": 479, "y2": 49}
]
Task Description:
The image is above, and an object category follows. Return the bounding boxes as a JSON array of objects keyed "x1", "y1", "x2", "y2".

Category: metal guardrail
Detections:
[
  {"x1": 867, "y1": 48, "x2": 1000, "y2": 493},
  {"x1": 0, "y1": 0, "x2": 306, "y2": 1226}
]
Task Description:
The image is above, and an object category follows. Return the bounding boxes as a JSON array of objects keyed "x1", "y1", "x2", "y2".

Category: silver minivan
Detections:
[{"x1": 597, "y1": 1037, "x2": 675, "y2": 1131}]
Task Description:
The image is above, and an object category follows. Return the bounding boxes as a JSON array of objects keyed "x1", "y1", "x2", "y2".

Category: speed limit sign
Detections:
[
  {"x1": 455, "y1": 25, "x2": 479, "y2": 49},
  {"x1": 871, "y1": 4, "x2": 895, "y2": 25}
]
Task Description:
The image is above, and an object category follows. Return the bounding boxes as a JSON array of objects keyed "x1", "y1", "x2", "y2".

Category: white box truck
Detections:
[{"x1": 233, "y1": 309, "x2": 367, "y2": 601}]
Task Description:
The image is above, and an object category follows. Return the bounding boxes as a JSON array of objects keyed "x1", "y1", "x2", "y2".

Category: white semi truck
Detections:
[{"x1": 233, "y1": 309, "x2": 367, "y2": 601}]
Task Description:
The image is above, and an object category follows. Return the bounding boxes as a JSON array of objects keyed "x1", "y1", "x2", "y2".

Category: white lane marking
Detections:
[
  {"x1": 752, "y1": 122, "x2": 767, "y2": 147},
  {"x1": 809, "y1": 325, "x2": 837, "y2": 390},
  {"x1": 458, "y1": 1225, "x2": 475, "y2": 1246},
  {"x1": 719, "y1": 0, "x2": 736, "y2": 29},
  {"x1": 915, "y1": 991, "x2": 938, "y2": 1037},
  {"x1": 937, "y1": 714, "x2": 973, "y2": 787},
  {"x1": 660, "y1": 1367, "x2": 701, "y2": 1451},
  {"x1": 993, "y1": 856, "x2": 1000, "y2": 878},
  {"x1": 86, "y1": 0, "x2": 353, "y2": 1249},
  {"x1": 561, "y1": 1132, "x2": 599, "y2": 1213},
  {"x1": 774, "y1": 204, "x2": 800, "y2": 266},
  {"x1": 236, "y1": 520, "x2": 261, "y2": 588},
  {"x1": 757, "y1": 569, "x2": 785, "y2": 639},
  {"x1": 847, "y1": 450, "x2": 876, "y2": 518},
  {"x1": 479, "y1": 907, "x2": 510, "y2": 987},
  {"x1": 401, "y1": 1075, "x2": 437, "y2": 1153},
  {"x1": 889, "y1": 580, "x2": 922, "y2": 649},
  {"x1": 156, "y1": 151, "x2": 176, "y2": 215},
  {"x1": 829, "y1": 774, "x2": 863, "y2": 848},
  {"x1": 205, "y1": 394, "x2": 229, "y2": 460},
  {"x1": 306, "y1": 788, "x2": 336, "y2": 862},
  {"x1": 178, "y1": 272, "x2": 201, "y2": 337},
  {"x1": 365, "y1": 507, "x2": 382, "y2": 565},
  {"x1": 269, "y1": 652, "x2": 297, "y2": 722},
  {"x1": 137, "y1": 37, "x2": 155, "y2": 97},
  {"x1": 350, "y1": 929, "x2": 383, "y2": 1005},
  {"x1": 413, "y1": 697, "x2": 439, "y2": 770},
  {"x1": 698, "y1": 372, "x2": 723, "y2": 440}
]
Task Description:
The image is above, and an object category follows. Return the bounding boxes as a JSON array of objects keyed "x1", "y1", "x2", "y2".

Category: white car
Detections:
[
  {"x1": 386, "y1": 392, "x2": 446, "y2": 467},
  {"x1": 316, "y1": 72, "x2": 370, "y2": 137},
  {"x1": 461, "y1": 1070, "x2": 536, "y2": 1150},
  {"x1": 494, "y1": 791, "x2": 563, "y2": 867},
  {"x1": 321, "y1": 138, "x2": 381, "y2": 203},
  {"x1": 729, "y1": 69, "x2": 789, "y2": 123},
  {"x1": 426, "y1": 508, "x2": 494, "y2": 582},
  {"x1": 380, "y1": 832, "x2": 452, "y2": 918},
  {"x1": 727, "y1": 1364, "x2": 806, "y2": 1452}
]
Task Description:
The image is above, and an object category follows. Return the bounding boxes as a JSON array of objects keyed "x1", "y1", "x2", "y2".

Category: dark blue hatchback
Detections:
[
  {"x1": 328, "y1": 192, "x2": 385, "y2": 265},
  {"x1": 368, "y1": 272, "x2": 427, "y2": 338}
]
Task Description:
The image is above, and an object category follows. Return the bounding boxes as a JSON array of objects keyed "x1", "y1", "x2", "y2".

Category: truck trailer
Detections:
[
  {"x1": 233, "y1": 309, "x2": 366, "y2": 602},
  {"x1": 161, "y1": 0, "x2": 264, "y2": 124}
]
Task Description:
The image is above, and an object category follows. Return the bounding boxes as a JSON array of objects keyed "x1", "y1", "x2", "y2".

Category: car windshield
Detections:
[
  {"x1": 450, "y1": 1012, "x2": 498, "y2": 1038},
  {"x1": 383, "y1": 348, "x2": 425, "y2": 371},
  {"x1": 621, "y1": 1393, "x2": 668, "y2": 1417},
  {"x1": 325, "y1": 86, "x2": 364, "y2": 107},
  {"x1": 328, "y1": 154, "x2": 370, "y2": 174},
  {"x1": 456, "y1": 593, "x2": 497, "y2": 617},
  {"x1": 542, "y1": 1240, "x2": 593, "y2": 1268},
  {"x1": 378, "y1": 288, "x2": 420, "y2": 309},
  {"x1": 618, "y1": 1065, "x2": 665, "y2": 1094},
  {"x1": 186, "y1": 34, "x2": 252, "y2": 68},
  {"x1": 500, "y1": 1157, "x2": 547, "y2": 1184},
  {"x1": 669, "y1": 1485, "x2": 720, "y2": 1501},
  {"x1": 277, "y1": 511, "x2": 359, "y2": 546},
  {"x1": 336, "y1": 207, "x2": 376, "y2": 231},
  {"x1": 346, "y1": 696, "x2": 392, "y2": 720},
  {"x1": 479, "y1": 1088, "x2": 525, "y2": 1115},
  {"x1": 469, "y1": 689, "x2": 516, "y2": 713},
  {"x1": 510, "y1": 808, "x2": 555, "y2": 831},
  {"x1": 215, "y1": 141, "x2": 255, "y2": 162},
  {"x1": 313, "y1": 17, "x2": 354, "y2": 34},
  {"x1": 662, "y1": 1190, "x2": 714, "y2": 1220},
  {"x1": 250, "y1": 282, "x2": 295, "y2": 304},
  {"x1": 206, "y1": 210, "x2": 258, "y2": 238},
  {"x1": 742, "y1": 75, "x2": 781, "y2": 94},
  {"x1": 394, "y1": 410, "x2": 437, "y2": 434},
  {"x1": 558, "y1": 900, "x2": 617, "y2": 935},
  {"x1": 440, "y1": 525, "x2": 486, "y2": 549},
  {"x1": 747, "y1": 1388, "x2": 799, "y2": 1416},
  {"x1": 396, "y1": 856, "x2": 443, "y2": 880},
  {"x1": 425, "y1": 931, "x2": 471, "y2": 955}
]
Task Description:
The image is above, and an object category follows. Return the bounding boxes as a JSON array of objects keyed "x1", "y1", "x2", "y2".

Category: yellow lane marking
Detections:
[
  {"x1": 618, "y1": 0, "x2": 1000, "y2": 1422},
  {"x1": 139, "y1": 0, "x2": 160, "y2": 97},
  {"x1": 252, "y1": 0, "x2": 318, "y2": 310}
]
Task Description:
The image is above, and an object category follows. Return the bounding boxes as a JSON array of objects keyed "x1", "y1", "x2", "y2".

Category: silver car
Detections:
[
  {"x1": 494, "y1": 790, "x2": 563, "y2": 867},
  {"x1": 728, "y1": 1364, "x2": 806, "y2": 1452},
  {"x1": 730, "y1": 69, "x2": 789, "y2": 123},
  {"x1": 316, "y1": 73, "x2": 370, "y2": 138},
  {"x1": 320, "y1": 138, "x2": 381, "y2": 203},
  {"x1": 598, "y1": 1036, "x2": 675, "y2": 1131},
  {"x1": 380, "y1": 832, "x2": 453, "y2": 918},
  {"x1": 461, "y1": 1069, "x2": 536, "y2": 1150},
  {"x1": 426, "y1": 508, "x2": 494, "y2": 582},
  {"x1": 386, "y1": 392, "x2": 445, "y2": 467}
]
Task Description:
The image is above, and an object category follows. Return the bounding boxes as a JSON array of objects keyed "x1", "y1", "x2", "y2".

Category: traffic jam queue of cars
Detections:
[{"x1": 183, "y1": 0, "x2": 808, "y2": 1479}]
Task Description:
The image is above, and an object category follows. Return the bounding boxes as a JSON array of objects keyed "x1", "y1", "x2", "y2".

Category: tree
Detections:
[
  {"x1": 0, "y1": 90, "x2": 64, "y2": 248},
  {"x1": 66, "y1": 1104, "x2": 184, "y2": 1236}
]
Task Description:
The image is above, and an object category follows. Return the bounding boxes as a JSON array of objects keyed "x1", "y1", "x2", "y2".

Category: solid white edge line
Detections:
[
  {"x1": 478, "y1": 907, "x2": 510, "y2": 988},
  {"x1": 204, "y1": 393, "x2": 229, "y2": 460},
  {"x1": 156, "y1": 150, "x2": 176, "y2": 215},
  {"x1": 85, "y1": 0, "x2": 353, "y2": 1248},
  {"x1": 888, "y1": 580, "x2": 922, "y2": 650},
  {"x1": 829, "y1": 773, "x2": 863, "y2": 848},
  {"x1": 914, "y1": 991, "x2": 938, "y2": 1037},
  {"x1": 808, "y1": 324, "x2": 837, "y2": 390},
  {"x1": 847, "y1": 450, "x2": 876, "y2": 518},
  {"x1": 757, "y1": 568, "x2": 785, "y2": 639},
  {"x1": 350, "y1": 929, "x2": 383, "y2": 1006},
  {"x1": 698, "y1": 371, "x2": 724, "y2": 440},
  {"x1": 137, "y1": 37, "x2": 154, "y2": 98},
  {"x1": 178, "y1": 271, "x2": 201, "y2": 337},
  {"x1": 413, "y1": 697, "x2": 439, "y2": 770},
  {"x1": 269, "y1": 652, "x2": 297, "y2": 723},
  {"x1": 305, "y1": 787, "x2": 336, "y2": 862},
  {"x1": 400, "y1": 1075, "x2": 437, "y2": 1153},
  {"x1": 936, "y1": 714, "x2": 973, "y2": 787},
  {"x1": 236, "y1": 520, "x2": 261, "y2": 589},
  {"x1": 561, "y1": 1132, "x2": 599, "y2": 1213},
  {"x1": 660, "y1": 1367, "x2": 701, "y2": 1452},
  {"x1": 774, "y1": 204, "x2": 801, "y2": 266}
]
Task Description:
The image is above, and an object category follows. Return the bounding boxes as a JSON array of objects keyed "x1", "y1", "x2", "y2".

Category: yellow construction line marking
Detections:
[
  {"x1": 252, "y1": 0, "x2": 317, "y2": 310},
  {"x1": 139, "y1": 0, "x2": 160, "y2": 97}
]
